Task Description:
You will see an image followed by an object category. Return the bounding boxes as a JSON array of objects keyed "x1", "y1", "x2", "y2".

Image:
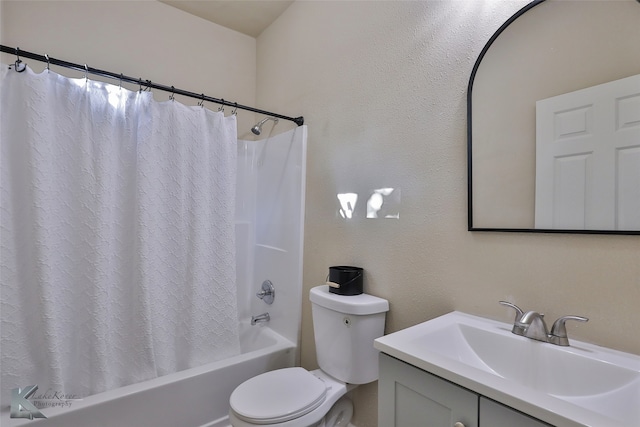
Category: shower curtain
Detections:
[{"x1": 0, "y1": 65, "x2": 240, "y2": 404}]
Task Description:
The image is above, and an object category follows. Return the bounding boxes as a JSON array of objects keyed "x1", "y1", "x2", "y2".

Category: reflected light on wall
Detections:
[
  {"x1": 367, "y1": 188, "x2": 400, "y2": 219},
  {"x1": 337, "y1": 193, "x2": 358, "y2": 219},
  {"x1": 337, "y1": 188, "x2": 400, "y2": 219}
]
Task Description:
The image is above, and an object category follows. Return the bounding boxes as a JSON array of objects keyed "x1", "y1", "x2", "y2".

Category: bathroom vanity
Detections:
[
  {"x1": 378, "y1": 353, "x2": 550, "y2": 427},
  {"x1": 374, "y1": 312, "x2": 640, "y2": 427}
]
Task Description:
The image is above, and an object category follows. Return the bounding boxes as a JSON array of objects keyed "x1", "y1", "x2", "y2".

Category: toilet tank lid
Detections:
[{"x1": 310, "y1": 285, "x2": 389, "y2": 315}]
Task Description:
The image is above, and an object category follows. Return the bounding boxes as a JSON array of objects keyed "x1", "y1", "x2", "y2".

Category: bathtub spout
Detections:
[{"x1": 251, "y1": 312, "x2": 270, "y2": 325}]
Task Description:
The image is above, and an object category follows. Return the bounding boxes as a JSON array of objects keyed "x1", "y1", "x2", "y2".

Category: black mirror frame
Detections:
[{"x1": 467, "y1": 0, "x2": 639, "y2": 235}]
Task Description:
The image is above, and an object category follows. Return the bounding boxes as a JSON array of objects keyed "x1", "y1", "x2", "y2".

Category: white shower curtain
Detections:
[{"x1": 0, "y1": 65, "x2": 240, "y2": 404}]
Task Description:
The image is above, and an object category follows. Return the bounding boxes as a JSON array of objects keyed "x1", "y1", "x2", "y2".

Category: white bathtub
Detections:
[{"x1": 2, "y1": 325, "x2": 295, "y2": 427}]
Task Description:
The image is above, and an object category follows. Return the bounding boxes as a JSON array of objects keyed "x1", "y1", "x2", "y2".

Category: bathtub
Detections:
[{"x1": 2, "y1": 324, "x2": 295, "y2": 427}]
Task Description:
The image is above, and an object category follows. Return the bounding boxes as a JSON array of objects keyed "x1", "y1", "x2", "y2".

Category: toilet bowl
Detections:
[{"x1": 229, "y1": 285, "x2": 389, "y2": 427}]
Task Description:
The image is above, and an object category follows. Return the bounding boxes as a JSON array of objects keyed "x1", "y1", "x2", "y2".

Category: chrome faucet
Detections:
[
  {"x1": 251, "y1": 312, "x2": 270, "y2": 325},
  {"x1": 516, "y1": 311, "x2": 549, "y2": 342},
  {"x1": 499, "y1": 301, "x2": 588, "y2": 346}
]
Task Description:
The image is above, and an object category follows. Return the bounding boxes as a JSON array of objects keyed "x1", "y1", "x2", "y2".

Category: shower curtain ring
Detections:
[
  {"x1": 232, "y1": 102, "x2": 238, "y2": 116},
  {"x1": 13, "y1": 47, "x2": 26, "y2": 73},
  {"x1": 45, "y1": 54, "x2": 50, "y2": 72},
  {"x1": 198, "y1": 94, "x2": 205, "y2": 107},
  {"x1": 169, "y1": 86, "x2": 175, "y2": 101},
  {"x1": 218, "y1": 99, "x2": 225, "y2": 112},
  {"x1": 84, "y1": 64, "x2": 89, "y2": 81},
  {"x1": 119, "y1": 73, "x2": 123, "y2": 89}
]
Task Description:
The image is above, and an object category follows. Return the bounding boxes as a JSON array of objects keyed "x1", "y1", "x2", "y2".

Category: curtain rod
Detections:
[{"x1": 1, "y1": 45, "x2": 304, "y2": 126}]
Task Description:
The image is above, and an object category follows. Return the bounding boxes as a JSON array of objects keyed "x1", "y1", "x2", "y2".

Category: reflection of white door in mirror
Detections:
[{"x1": 535, "y1": 74, "x2": 640, "y2": 230}]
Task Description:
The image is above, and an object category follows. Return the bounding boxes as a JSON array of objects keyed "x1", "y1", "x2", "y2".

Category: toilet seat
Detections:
[{"x1": 230, "y1": 367, "x2": 327, "y2": 424}]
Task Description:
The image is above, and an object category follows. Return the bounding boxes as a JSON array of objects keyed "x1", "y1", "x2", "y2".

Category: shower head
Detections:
[{"x1": 251, "y1": 117, "x2": 279, "y2": 135}]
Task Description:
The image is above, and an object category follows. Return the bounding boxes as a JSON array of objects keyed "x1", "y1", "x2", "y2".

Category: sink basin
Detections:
[
  {"x1": 413, "y1": 321, "x2": 637, "y2": 397},
  {"x1": 374, "y1": 312, "x2": 640, "y2": 427}
]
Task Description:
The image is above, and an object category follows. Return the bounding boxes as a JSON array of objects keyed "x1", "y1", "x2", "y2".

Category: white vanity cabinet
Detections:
[{"x1": 379, "y1": 353, "x2": 552, "y2": 427}]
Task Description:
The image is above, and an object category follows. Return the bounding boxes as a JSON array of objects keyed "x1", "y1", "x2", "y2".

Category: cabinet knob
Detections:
[{"x1": 453, "y1": 423, "x2": 465, "y2": 427}]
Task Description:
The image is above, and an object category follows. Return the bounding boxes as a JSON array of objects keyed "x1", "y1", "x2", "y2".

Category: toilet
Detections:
[{"x1": 229, "y1": 285, "x2": 389, "y2": 427}]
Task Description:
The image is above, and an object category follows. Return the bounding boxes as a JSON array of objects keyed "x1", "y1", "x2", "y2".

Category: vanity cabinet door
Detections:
[
  {"x1": 480, "y1": 397, "x2": 553, "y2": 427},
  {"x1": 379, "y1": 353, "x2": 478, "y2": 427}
]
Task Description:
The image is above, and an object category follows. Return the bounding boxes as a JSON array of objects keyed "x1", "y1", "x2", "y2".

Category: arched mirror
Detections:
[{"x1": 468, "y1": 0, "x2": 640, "y2": 235}]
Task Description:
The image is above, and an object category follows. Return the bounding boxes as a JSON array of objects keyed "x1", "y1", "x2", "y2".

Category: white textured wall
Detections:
[
  {"x1": 0, "y1": 0, "x2": 257, "y2": 138},
  {"x1": 257, "y1": 1, "x2": 640, "y2": 426}
]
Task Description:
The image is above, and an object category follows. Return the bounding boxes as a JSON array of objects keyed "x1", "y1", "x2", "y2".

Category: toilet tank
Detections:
[{"x1": 309, "y1": 285, "x2": 389, "y2": 384}]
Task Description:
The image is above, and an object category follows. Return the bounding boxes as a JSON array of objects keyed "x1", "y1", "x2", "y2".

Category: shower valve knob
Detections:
[{"x1": 256, "y1": 280, "x2": 275, "y2": 305}]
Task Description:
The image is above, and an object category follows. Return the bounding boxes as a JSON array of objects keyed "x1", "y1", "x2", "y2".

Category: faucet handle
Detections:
[
  {"x1": 256, "y1": 280, "x2": 275, "y2": 305},
  {"x1": 550, "y1": 315, "x2": 588, "y2": 336},
  {"x1": 499, "y1": 301, "x2": 524, "y2": 322},
  {"x1": 549, "y1": 315, "x2": 588, "y2": 346},
  {"x1": 499, "y1": 301, "x2": 526, "y2": 336}
]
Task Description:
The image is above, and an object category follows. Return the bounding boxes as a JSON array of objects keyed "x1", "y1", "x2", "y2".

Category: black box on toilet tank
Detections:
[{"x1": 328, "y1": 266, "x2": 363, "y2": 296}]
